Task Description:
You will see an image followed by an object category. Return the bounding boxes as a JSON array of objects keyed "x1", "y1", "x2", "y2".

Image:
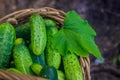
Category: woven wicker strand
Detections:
[
  {"x1": 0, "y1": 7, "x2": 91, "y2": 80},
  {"x1": 0, "y1": 70, "x2": 47, "y2": 80}
]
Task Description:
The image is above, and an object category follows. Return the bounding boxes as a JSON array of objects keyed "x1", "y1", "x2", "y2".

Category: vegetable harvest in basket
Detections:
[{"x1": 0, "y1": 11, "x2": 102, "y2": 80}]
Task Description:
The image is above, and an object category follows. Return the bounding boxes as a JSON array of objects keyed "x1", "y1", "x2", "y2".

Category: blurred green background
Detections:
[{"x1": 0, "y1": 0, "x2": 119, "y2": 80}]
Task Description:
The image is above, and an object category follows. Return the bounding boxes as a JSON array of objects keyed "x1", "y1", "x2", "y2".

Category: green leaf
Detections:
[
  {"x1": 79, "y1": 34, "x2": 102, "y2": 61},
  {"x1": 52, "y1": 29, "x2": 88, "y2": 57},
  {"x1": 52, "y1": 29, "x2": 67, "y2": 56},
  {"x1": 52, "y1": 11, "x2": 102, "y2": 61},
  {"x1": 63, "y1": 11, "x2": 96, "y2": 36}
]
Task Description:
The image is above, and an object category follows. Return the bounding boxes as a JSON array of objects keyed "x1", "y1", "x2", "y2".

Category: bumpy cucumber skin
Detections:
[
  {"x1": 45, "y1": 19, "x2": 61, "y2": 69},
  {"x1": 30, "y1": 14, "x2": 46, "y2": 55},
  {"x1": 0, "y1": 22, "x2": 15, "y2": 68},
  {"x1": 13, "y1": 38, "x2": 33, "y2": 74},
  {"x1": 46, "y1": 49, "x2": 61, "y2": 69},
  {"x1": 15, "y1": 22, "x2": 30, "y2": 40},
  {"x1": 57, "y1": 70, "x2": 65, "y2": 80},
  {"x1": 63, "y1": 53, "x2": 83, "y2": 80}
]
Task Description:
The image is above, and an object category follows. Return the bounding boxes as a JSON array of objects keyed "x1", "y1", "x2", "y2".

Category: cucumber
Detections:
[
  {"x1": 30, "y1": 14, "x2": 46, "y2": 55},
  {"x1": 40, "y1": 66, "x2": 58, "y2": 80},
  {"x1": 31, "y1": 63, "x2": 42, "y2": 76},
  {"x1": 29, "y1": 45, "x2": 46, "y2": 66},
  {"x1": 15, "y1": 22, "x2": 30, "y2": 40},
  {"x1": 7, "y1": 68, "x2": 22, "y2": 74},
  {"x1": 0, "y1": 22, "x2": 15, "y2": 68},
  {"x1": 63, "y1": 52, "x2": 83, "y2": 80},
  {"x1": 13, "y1": 38, "x2": 33, "y2": 74},
  {"x1": 57, "y1": 70, "x2": 65, "y2": 80},
  {"x1": 44, "y1": 19, "x2": 58, "y2": 37},
  {"x1": 30, "y1": 52, "x2": 46, "y2": 66},
  {"x1": 45, "y1": 19, "x2": 61, "y2": 69}
]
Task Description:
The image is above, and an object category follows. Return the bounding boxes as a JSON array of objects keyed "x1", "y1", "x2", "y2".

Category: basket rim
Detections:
[{"x1": 0, "y1": 7, "x2": 66, "y2": 25}]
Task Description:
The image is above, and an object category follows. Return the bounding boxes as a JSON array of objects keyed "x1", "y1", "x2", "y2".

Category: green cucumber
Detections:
[
  {"x1": 7, "y1": 68, "x2": 22, "y2": 74},
  {"x1": 0, "y1": 22, "x2": 15, "y2": 68},
  {"x1": 13, "y1": 38, "x2": 33, "y2": 74},
  {"x1": 30, "y1": 52, "x2": 46, "y2": 66},
  {"x1": 44, "y1": 19, "x2": 58, "y2": 36},
  {"x1": 45, "y1": 19, "x2": 61, "y2": 69},
  {"x1": 63, "y1": 52, "x2": 83, "y2": 80},
  {"x1": 31, "y1": 63, "x2": 42, "y2": 76},
  {"x1": 40, "y1": 66, "x2": 58, "y2": 80},
  {"x1": 57, "y1": 70, "x2": 65, "y2": 80},
  {"x1": 15, "y1": 22, "x2": 30, "y2": 40},
  {"x1": 30, "y1": 14, "x2": 46, "y2": 55},
  {"x1": 29, "y1": 45, "x2": 46, "y2": 66}
]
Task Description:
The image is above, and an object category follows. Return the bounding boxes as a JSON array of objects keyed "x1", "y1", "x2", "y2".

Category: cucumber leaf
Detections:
[
  {"x1": 52, "y1": 11, "x2": 102, "y2": 61},
  {"x1": 52, "y1": 29, "x2": 88, "y2": 57}
]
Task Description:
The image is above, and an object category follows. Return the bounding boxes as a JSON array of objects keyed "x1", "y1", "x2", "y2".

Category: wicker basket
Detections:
[{"x1": 0, "y1": 7, "x2": 91, "y2": 80}]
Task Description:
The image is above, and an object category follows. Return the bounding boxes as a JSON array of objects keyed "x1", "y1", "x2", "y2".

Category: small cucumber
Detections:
[
  {"x1": 40, "y1": 66, "x2": 58, "y2": 80},
  {"x1": 45, "y1": 19, "x2": 61, "y2": 69},
  {"x1": 44, "y1": 19, "x2": 58, "y2": 36},
  {"x1": 15, "y1": 22, "x2": 30, "y2": 40},
  {"x1": 31, "y1": 63, "x2": 42, "y2": 76},
  {"x1": 7, "y1": 68, "x2": 22, "y2": 74},
  {"x1": 0, "y1": 22, "x2": 16, "y2": 68},
  {"x1": 13, "y1": 38, "x2": 33, "y2": 74},
  {"x1": 30, "y1": 14, "x2": 46, "y2": 55},
  {"x1": 29, "y1": 45, "x2": 46, "y2": 66},
  {"x1": 63, "y1": 52, "x2": 83, "y2": 80},
  {"x1": 30, "y1": 52, "x2": 46, "y2": 66},
  {"x1": 57, "y1": 70, "x2": 65, "y2": 80}
]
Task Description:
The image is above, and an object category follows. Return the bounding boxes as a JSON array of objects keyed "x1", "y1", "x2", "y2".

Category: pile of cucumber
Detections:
[{"x1": 0, "y1": 14, "x2": 83, "y2": 80}]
